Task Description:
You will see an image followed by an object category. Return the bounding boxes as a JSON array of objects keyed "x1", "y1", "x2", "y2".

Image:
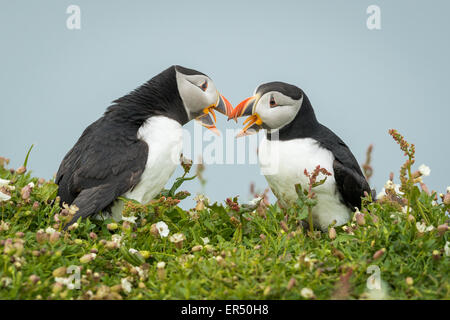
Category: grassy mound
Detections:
[{"x1": 0, "y1": 131, "x2": 448, "y2": 300}]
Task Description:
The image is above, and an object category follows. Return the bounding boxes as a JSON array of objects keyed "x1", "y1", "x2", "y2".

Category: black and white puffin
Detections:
[
  {"x1": 56, "y1": 65, "x2": 232, "y2": 226},
  {"x1": 231, "y1": 82, "x2": 372, "y2": 231}
]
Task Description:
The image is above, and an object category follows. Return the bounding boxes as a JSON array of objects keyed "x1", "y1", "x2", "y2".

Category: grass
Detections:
[{"x1": 0, "y1": 131, "x2": 448, "y2": 300}]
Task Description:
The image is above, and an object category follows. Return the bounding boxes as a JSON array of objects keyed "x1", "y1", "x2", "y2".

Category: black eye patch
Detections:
[{"x1": 269, "y1": 96, "x2": 277, "y2": 107}]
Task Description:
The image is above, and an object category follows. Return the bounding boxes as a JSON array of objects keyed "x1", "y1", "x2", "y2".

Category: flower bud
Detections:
[
  {"x1": 80, "y1": 253, "x2": 97, "y2": 263},
  {"x1": 432, "y1": 250, "x2": 441, "y2": 260},
  {"x1": 68, "y1": 223, "x2": 78, "y2": 231},
  {"x1": 405, "y1": 277, "x2": 414, "y2": 286},
  {"x1": 280, "y1": 221, "x2": 289, "y2": 233},
  {"x1": 52, "y1": 267, "x2": 67, "y2": 278},
  {"x1": 373, "y1": 248, "x2": 386, "y2": 260},
  {"x1": 32, "y1": 201, "x2": 39, "y2": 210},
  {"x1": 49, "y1": 232, "x2": 61, "y2": 244},
  {"x1": 191, "y1": 245, "x2": 203, "y2": 252},
  {"x1": 444, "y1": 193, "x2": 450, "y2": 205},
  {"x1": 36, "y1": 230, "x2": 48, "y2": 244},
  {"x1": 89, "y1": 232, "x2": 98, "y2": 240},
  {"x1": 355, "y1": 213, "x2": 365, "y2": 226},
  {"x1": 29, "y1": 274, "x2": 40, "y2": 285},
  {"x1": 16, "y1": 166, "x2": 26, "y2": 174},
  {"x1": 105, "y1": 241, "x2": 118, "y2": 250},
  {"x1": 215, "y1": 255, "x2": 226, "y2": 267},
  {"x1": 437, "y1": 223, "x2": 448, "y2": 236},
  {"x1": 156, "y1": 261, "x2": 166, "y2": 280},
  {"x1": 107, "y1": 223, "x2": 118, "y2": 231},
  {"x1": 150, "y1": 224, "x2": 159, "y2": 237},
  {"x1": 287, "y1": 277, "x2": 296, "y2": 291},
  {"x1": 21, "y1": 185, "x2": 32, "y2": 200},
  {"x1": 329, "y1": 227, "x2": 336, "y2": 240}
]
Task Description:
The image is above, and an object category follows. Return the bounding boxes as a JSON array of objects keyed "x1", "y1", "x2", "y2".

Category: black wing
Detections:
[
  {"x1": 315, "y1": 125, "x2": 371, "y2": 209},
  {"x1": 56, "y1": 118, "x2": 148, "y2": 226}
]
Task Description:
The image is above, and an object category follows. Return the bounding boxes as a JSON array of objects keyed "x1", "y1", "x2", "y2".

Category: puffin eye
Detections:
[
  {"x1": 269, "y1": 96, "x2": 277, "y2": 108},
  {"x1": 200, "y1": 81, "x2": 208, "y2": 91}
]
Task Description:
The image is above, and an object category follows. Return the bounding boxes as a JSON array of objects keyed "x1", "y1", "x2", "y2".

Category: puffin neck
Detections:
[
  {"x1": 267, "y1": 94, "x2": 320, "y2": 141},
  {"x1": 104, "y1": 66, "x2": 189, "y2": 128}
]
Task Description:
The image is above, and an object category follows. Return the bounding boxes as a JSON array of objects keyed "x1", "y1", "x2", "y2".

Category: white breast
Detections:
[
  {"x1": 258, "y1": 137, "x2": 351, "y2": 231},
  {"x1": 106, "y1": 116, "x2": 183, "y2": 221}
]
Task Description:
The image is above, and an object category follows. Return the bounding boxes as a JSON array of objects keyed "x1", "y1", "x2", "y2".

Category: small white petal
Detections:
[
  {"x1": 45, "y1": 227, "x2": 56, "y2": 234},
  {"x1": 0, "y1": 178, "x2": 10, "y2": 187},
  {"x1": 300, "y1": 287, "x2": 314, "y2": 299},
  {"x1": 418, "y1": 164, "x2": 431, "y2": 177},
  {"x1": 122, "y1": 216, "x2": 137, "y2": 224},
  {"x1": 121, "y1": 278, "x2": 132, "y2": 293},
  {"x1": 0, "y1": 191, "x2": 11, "y2": 202},
  {"x1": 155, "y1": 221, "x2": 169, "y2": 238},
  {"x1": 444, "y1": 242, "x2": 450, "y2": 257}
]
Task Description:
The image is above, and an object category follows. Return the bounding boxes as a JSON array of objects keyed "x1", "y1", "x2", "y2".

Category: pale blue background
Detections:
[{"x1": 1, "y1": 0, "x2": 449, "y2": 208}]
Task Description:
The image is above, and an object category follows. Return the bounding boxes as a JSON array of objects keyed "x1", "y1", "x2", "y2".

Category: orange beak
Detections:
[
  {"x1": 196, "y1": 93, "x2": 233, "y2": 136},
  {"x1": 230, "y1": 96, "x2": 263, "y2": 138},
  {"x1": 229, "y1": 96, "x2": 257, "y2": 122}
]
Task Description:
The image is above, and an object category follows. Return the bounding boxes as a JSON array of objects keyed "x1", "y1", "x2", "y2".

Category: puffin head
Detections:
[
  {"x1": 230, "y1": 82, "x2": 304, "y2": 137},
  {"x1": 175, "y1": 65, "x2": 233, "y2": 135}
]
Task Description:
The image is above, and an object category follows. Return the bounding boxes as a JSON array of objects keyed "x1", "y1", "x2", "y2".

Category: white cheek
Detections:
[{"x1": 257, "y1": 106, "x2": 295, "y2": 129}]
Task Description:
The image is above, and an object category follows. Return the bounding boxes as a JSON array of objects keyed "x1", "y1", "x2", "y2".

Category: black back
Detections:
[{"x1": 56, "y1": 65, "x2": 191, "y2": 226}]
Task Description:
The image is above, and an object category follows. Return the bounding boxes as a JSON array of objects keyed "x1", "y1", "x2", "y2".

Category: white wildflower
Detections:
[
  {"x1": 112, "y1": 234, "x2": 123, "y2": 247},
  {"x1": 447, "y1": 186, "x2": 450, "y2": 193},
  {"x1": 157, "y1": 261, "x2": 166, "y2": 269},
  {"x1": 45, "y1": 227, "x2": 56, "y2": 234},
  {"x1": 416, "y1": 222, "x2": 434, "y2": 233},
  {"x1": 62, "y1": 203, "x2": 79, "y2": 215},
  {"x1": 377, "y1": 181, "x2": 403, "y2": 199},
  {"x1": 169, "y1": 233, "x2": 186, "y2": 243},
  {"x1": 134, "y1": 266, "x2": 147, "y2": 279},
  {"x1": 121, "y1": 278, "x2": 132, "y2": 293},
  {"x1": 27, "y1": 182, "x2": 35, "y2": 188},
  {"x1": 55, "y1": 277, "x2": 75, "y2": 290},
  {"x1": 418, "y1": 164, "x2": 431, "y2": 177},
  {"x1": 0, "y1": 179, "x2": 10, "y2": 187},
  {"x1": 201, "y1": 237, "x2": 210, "y2": 245},
  {"x1": 444, "y1": 242, "x2": 450, "y2": 257},
  {"x1": 1, "y1": 277, "x2": 13, "y2": 288},
  {"x1": 0, "y1": 191, "x2": 11, "y2": 202},
  {"x1": 300, "y1": 287, "x2": 314, "y2": 299},
  {"x1": 122, "y1": 216, "x2": 137, "y2": 224},
  {"x1": 384, "y1": 180, "x2": 395, "y2": 190},
  {"x1": 155, "y1": 221, "x2": 169, "y2": 238},
  {"x1": 401, "y1": 206, "x2": 412, "y2": 215},
  {"x1": 128, "y1": 248, "x2": 138, "y2": 254},
  {"x1": 194, "y1": 194, "x2": 209, "y2": 203}
]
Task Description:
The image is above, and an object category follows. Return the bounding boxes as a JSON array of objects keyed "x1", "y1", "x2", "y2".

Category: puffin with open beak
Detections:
[
  {"x1": 231, "y1": 82, "x2": 373, "y2": 231},
  {"x1": 56, "y1": 65, "x2": 232, "y2": 227}
]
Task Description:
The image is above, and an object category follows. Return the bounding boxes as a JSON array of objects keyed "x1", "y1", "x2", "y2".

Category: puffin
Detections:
[
  {"x1": 230, "y1": 82, "x2": 372, "y2": 231},
  {"x1": 56, "y1": 65, "x2": 232, "y2": 227}
]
